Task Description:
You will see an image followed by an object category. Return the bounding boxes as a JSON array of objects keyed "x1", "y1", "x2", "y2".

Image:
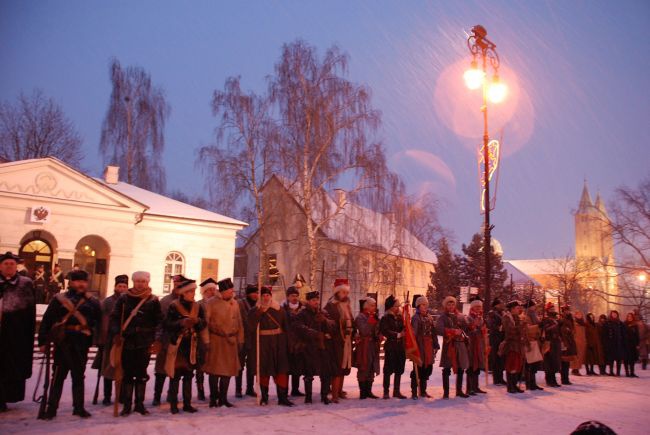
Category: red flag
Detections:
[{"x1": 403, "y1": 303, "x2": 422, "y2": 366}]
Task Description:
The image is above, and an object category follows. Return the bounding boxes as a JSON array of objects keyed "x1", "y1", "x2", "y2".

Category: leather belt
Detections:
[{"x1": 259, "y1": 328, "x2": 282, "y2": 336}]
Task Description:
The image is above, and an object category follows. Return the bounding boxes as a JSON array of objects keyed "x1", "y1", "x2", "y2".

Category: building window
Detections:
[
  {"x1": 362, "y1": 259, "x2": 370, "y2": 283},
  {"x1": 164, "y1": 252, "x2": 185, "y2": 293}
]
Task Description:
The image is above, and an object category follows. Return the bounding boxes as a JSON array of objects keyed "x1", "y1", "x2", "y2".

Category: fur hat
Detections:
[
  {"x1": 506, "y1": 300, "x2": 521, "y2": 310},
  {"x1": 306, "y1": 290, "x2": 319, "y2": 300},
  {"x1": 69, "y1": 270, "x2": 89, "y2": 281},
  {"x1": 0, "y1": 251, "x2": 21, "y2": 263},
  {"x1": 411, "y1": 294, "x2": 423, "y2": 308},
  {"x1": 200, "y1": 278, "x2": 218, "y2": 293},
  {"x1": 360, "y1": 296, "x2": 376, "y2": 312},
  {"x1": 132, "y1": 271, "x2": 150, "y2": 282},
  {"x1": 217, "y1": 278, "x2": 234, "y2": 292},
  {"x1": 177, "y1": 279, "x2": 197, "y2": 294},
  {"x1": 442, "y1": 296, "x2": 457, "y2": 307},
  {"x1": 260, "y1": 286, "x2": 272, "y2": 296},
  {"x1": 245, "y1": 284, "x2": 258, "y2": 295},
  {"x1": 384, "y1": 295, "x2": 399, "y2": 311},
  {"x1": 286, "y1": 286, "x2": 299, "y2": 296},
  {"x1": 333, "y1": 278, "x2": 349, "y2": 293},
  {"x1": 470, "y1": 298, "x2": 483, "y2": 308},
  {"x1": 415, "y1": 296, "x2": 429, "y2": 308},
  {"x1": 114, "y1": 274, "x2": 129, "y2": 286}
]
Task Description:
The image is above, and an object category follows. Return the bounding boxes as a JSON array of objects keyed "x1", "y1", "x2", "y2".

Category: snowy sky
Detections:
[{"x1": 1, "y1": 1, "x2": 648, "y2": 259}]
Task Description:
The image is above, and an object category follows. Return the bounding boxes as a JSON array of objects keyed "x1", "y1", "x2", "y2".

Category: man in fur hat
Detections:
[
  {"x1": 354, "y1": 297, "x2": 380, "y2": 399},
  {"x1": 542, "y1": 302, "x2": 563, "y2": 387},
  {"x1": 324, "y1": 278, "x2": 354, "y2": 403},
  {"x1": 38, "y1": 269, "x2": 100, "y2": 419},
  {"x1": 379, "y1": 295, "x2": 406, "y2": 399},
  {"x1": 436, "y1": 296, "x2": 470, "y2": 399},
  {"x1": 236, "y1": 284, "x2": 259, "y2": 398},
  {"x1": 164, "y1": 278, "x2": 207, "y2": 414},
  {"x1": 487, "y1": 298, "x2": 506, "y2": 386},
  {"x1": 195, "y1": 278, "x2": 218, "y2": 401},
  {"x1": 282, "y1": 286, "x2": 306, "y2": 397},
  {"x1": 0, "y1": 252, "x2": 36, "y2": 412},
  {"x1": 502, "y1": 300, "x2": 527, "y2": 394},
  {"x1": 410, "y1": 296, "x2": 439, "y2": 399},
  {"x1": 203, "y1": 278, "x2": 244, "y2": 408},
  {"x1": 523, "y1": 299, "x2": 544, "y2": 391},
  {"x1": 110, "y1": 271, "x2": 162, "y2": 416},
  {"x1": 248, "y1": 286, "x2": 293, "y2": 406},
  {"x1": 95, "y1": 274, "x2": 128, "y2": 406}
]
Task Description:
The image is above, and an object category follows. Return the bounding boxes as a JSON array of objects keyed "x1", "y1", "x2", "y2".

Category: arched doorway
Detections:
[
  {"x1": 74, "y1": 235, "x2": 111, "y2": 298},
  {"x1": 19, "y1": 230, "x2": 58, "y2": 274}
]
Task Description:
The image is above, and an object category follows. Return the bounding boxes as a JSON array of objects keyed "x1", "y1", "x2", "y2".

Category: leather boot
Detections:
[
  {"x1": 182, "y1": 377, "x2": 198, "y2": 413},
  {"x1": 304, "y1": 377, "x2": 313, "y2": 404},
  {"x1": 393, "y1": 375, "x2": 406, "y2": 399},
  {"x1": 208, "y1": 375, "x2": 219, "y2": 407},
  {"x1": 120, "y1": 381, "x2": 134, "y2": 416},
  {"x1": 168, "y1": 378, "x2": 180, "y2": 414},
  {"x1": 410, "y1": 374, "x2": 418, "y2": 399},
  {"x1": 102, "y1": 378, "x2": 113, "y2": 405},
  {"x1": 420, "y1": 378, "x2": 431, "y2": 398},
  {"x1": 456, "y1": 371, "x2": 469, "y2": 398},
  {"x1": 506, "y1": 373, "x2": 516, "y2": 394},
  {"x1": 467, "y1": 369, "x2": 476, "y2": 396},
  {"x1": 235, "y1": 371, "x2": 243, "y2": 398},
  {"x1": 134, "y1": 381, "x2": 149, "y2": 415},
  {"x1": 514, "y1": 373, "x2": 524, "y2": 393},
  {"x1": 475, "y1": 371, "x2": 487, "y2": 393},
  {"x1": 530, "y1": 370, "x2": 543, "y2": 391},
  {"x1": 153, "y1": 374, "x2": 165, "y2": 406},
  {"x1": 366, "y1": 380, "x2": 379, "y2": 399},
  {"x1": 291, "y1": 375, "x2": 304, "y2": 397},
  {"x1": 616, "y1": 361, "x2": 622, "y2": 376},
  {"x1": 260, "y1": 385, "x2": 269, "y2": 406},
  {"x1": 245, "y1": 370, "x2": 257, "y2": 397},
  {"x1": 72, "y1": 376, "x2": 91, "y2": 417},
  {"x1": 383, "y1": 373, "x2": 391, "y2": 399},
  {"x1": 278, "y1": 386, "x2": 295, "y2": 406},
  {"x1": 442, "y1": 370, "x2": 450, "y2": 399},
  {"x1": 320, "y1": 376, "x2": 331, "y2": 404},
  {"x1": 218, "y1": 376, "x2": 234, "y2": 407},
  {"x1": 631, "y1": 363, "x2": 639, "y2": 378},
  {"x1": 196, "y1": 371, "x2": 206, "y2": 401},
  {"x1": 358, "y1": 380, "x2": 367, "y2": 399}
]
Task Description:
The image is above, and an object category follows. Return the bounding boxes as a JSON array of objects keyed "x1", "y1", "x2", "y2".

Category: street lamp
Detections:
[{"x1": 464, "y1": 25, "x2": 507, "y2": 313}]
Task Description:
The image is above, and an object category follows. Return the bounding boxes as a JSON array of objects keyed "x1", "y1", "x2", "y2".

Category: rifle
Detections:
[
  {"x1": 92, "y1": 346, "x2": 103, "y2": 405},
  {"x1": 113, "y1": 306, "x2": 125, "y2": 417},
  {"x1": 319, "y1": 260, "x2": 325, "y2": 309},
  {"x1": 36, "y1": 345, "x2": 51, "y2": 420}
]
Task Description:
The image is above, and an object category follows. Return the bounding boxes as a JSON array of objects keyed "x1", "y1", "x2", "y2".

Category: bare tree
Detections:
[
  {"x1": 270, "y1": 40, "x2": 394, "y2": 285},
  {"x1": 197, "y1": 77, "x2": 279, "y2": 285},
  {"x1": 99, "y1": 58, "x2": 169, "y2": 193},
  {"x1": 546, "y1": 254, "x2": 602, "y2": 312},
  {"x1": 0, "y1": 89, "x2": 83, "y2": 166}
]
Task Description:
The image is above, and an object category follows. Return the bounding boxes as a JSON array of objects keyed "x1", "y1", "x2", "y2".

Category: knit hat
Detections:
[{"x1": 114, "y1": 274, "x2": 129, "y2": 286}]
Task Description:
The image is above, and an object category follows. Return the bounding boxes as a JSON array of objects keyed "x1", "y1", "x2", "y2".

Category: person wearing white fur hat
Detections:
[
  {"x1": 354, "y1": 296, "x2": 380, "y2": 399},
  {"x1": 436, "y1": 295, "x2": 470, "y2": 399},
  {"x1": 410, "y1": 296, "x2": 440, "y2": 399},
  {"x1": 465, "y1": 297, "x2": 487, "y2": 396},
  {"x1": 324, "y1": 278, "x2": 354, "y2": 403}
]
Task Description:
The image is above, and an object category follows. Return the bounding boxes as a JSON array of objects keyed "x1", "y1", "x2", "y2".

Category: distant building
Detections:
[
  {"x1": 241, "y1": 175, "x2": 437, "y2": 313},
  {"x1": 0, "y1": 157, "x2": 247, "y2": 298}
]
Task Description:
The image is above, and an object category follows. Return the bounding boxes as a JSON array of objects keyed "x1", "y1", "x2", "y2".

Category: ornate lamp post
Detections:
[{"x1": 464, "y1": 25, "x2": 507, "y2": 312}]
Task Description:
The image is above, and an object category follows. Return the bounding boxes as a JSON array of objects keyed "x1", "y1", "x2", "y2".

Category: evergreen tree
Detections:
[
  {"x1": 430, "y1": 237, "x2": 461, "y2": 306},
  {"x1": 458, "y1": 233, "x2": 508, "y2": 303}
]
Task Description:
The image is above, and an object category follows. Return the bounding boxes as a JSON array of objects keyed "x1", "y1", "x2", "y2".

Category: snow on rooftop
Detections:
[
  {"x1": 503, "y1": 261, "x2": 542, "y2": 287},
  {"x1": 505, "y1": 258, "x2": 560, "y2": 276},
  {"x1": 97, "y1": 179, "x2": 247, "y2": 227}
]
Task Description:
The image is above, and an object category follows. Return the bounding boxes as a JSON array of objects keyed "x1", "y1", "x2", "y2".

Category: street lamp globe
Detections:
[
  {"x1": 639, "y1": 273, "x2": 647, "y2": 282},
  {"x1": 487, "y1": 76, "x2": 508, "y2": 103},
  {"x1": 464, "y1": 61, "x2": 485, "y2": 90}
]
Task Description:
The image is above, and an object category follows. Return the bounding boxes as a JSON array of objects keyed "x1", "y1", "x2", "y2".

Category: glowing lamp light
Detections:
[
  {"x1": 464, "y1": 61, "x2": 485, "y2": 90},
  {"x1": 640, "y1": 273, "x2": 647, "y2": 282},
  {"x1": 487, "y1": 76, "x2": 507, "y2": 103}
]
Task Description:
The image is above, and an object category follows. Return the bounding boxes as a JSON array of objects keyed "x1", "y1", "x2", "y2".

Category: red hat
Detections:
[
  {"x1": 545, "y1": 302, "x2": 556, "y2": 312},
  {"x1": 334, "y1": 278, "x2": 349, "y2": 288}
]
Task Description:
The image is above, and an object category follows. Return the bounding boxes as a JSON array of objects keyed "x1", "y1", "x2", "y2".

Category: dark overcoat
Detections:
[
  {"x1": 379, "y1": 312, "x2": 406, "y2": 375},
  {"x1": 247, "y1": 303, "x2": 290, "y2": 377},
  {"x1": 293, "y1": 306, "x2": 338, "y2": 377}
]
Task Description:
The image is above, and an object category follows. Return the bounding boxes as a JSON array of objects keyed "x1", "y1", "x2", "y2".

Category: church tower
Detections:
[{"x1": 574, "y1": 181, "x2": 617, "y2": 313}]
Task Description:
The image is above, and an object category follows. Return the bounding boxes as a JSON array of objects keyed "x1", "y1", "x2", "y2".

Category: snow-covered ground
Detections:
[{"x1": 1, "y1": 362, "x2": 647, "y2": 434}]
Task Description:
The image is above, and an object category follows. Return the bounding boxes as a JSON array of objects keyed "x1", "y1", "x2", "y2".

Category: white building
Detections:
[{"x1": 0, "y1": 157, "x2": 246, "y2": 298}]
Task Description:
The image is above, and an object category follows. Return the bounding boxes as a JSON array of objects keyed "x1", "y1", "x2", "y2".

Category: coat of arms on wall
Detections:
[{"x1": 30, "y1": 206, "x2": 50, "y2": 223}]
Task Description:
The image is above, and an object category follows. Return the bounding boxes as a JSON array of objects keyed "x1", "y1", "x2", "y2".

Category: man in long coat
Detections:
[
  {"x1": 203, "y1": 277, "x2": 244, "y2": 408},
  {"x1": 487, "y1": 298, "x2": 506, "y2": 386},
  {"x1": 502, "y1": 300, "x2": 527, "y2": 394},
  {"x1": 293, "y1": 290, "x2": 337, "y2": 404},
  {"x1": 282, "y1": 286, "x2": 306, "y2": 397},
  {"x1": 523, "y1": 300, "x2": 544, "y2": 391},
  {"x1": 379, "y1": 295, "x2": 406, "y2": 399},
  {"x1": 38, "y1": 269, "x2": 100, "y2": 419},
  {"x1": 324, "y1": 278, "x2": 354, "y2": 403},
  {"x1": 466, "y1": 298, "x2": 487, "y2": 395},
  {"x1": 248, "y1": 286, "x2": 293, "y2": 406},
  {"x1": 559, "y1": 305, "x2": 578, "y2": 385},
  {"x1": 236, "y1": 284, "x2": 259, "y2": 398},
  {"x1": 354, "y1": 297, "x2": 380, "y2": 399},
  {"x1": 94, "y1": 274, "x2": 128, "y2": 405},
  {"x1": 0, "y1": 251, "x2": 36, "y2": 412},
  {"x1": 110, "y1": 271, "x2": 162, "y2": 416},
  {"x1": 436, "y1": 296, "x2": 470, "y2": 399},
  {"x1": 196, "y1": 278, "x2": 218, "y2": 401},
  {"x1": 410, "y1": 296, "x2": 439, "y2": 399},
  {"x1": 541, "y1": 302, "x2": 562, "y2": 387}
]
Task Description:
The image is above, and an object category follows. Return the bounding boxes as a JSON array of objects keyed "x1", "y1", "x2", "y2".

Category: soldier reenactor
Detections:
[
  {"x1": 466, "y1": 298, "x2": 487, "y2": 395},
  {"x1": 236, "y1": 284, "x2": 259, "y2": 398},
  {"x1": 164, "y1": 278, "x2": 207, "y2": 414},
  {"x1": 203, "y1": 278, "x2": 244, "y2": 408},
  {"x1": 523, "y1": 300, "x2": 544, "y2": 391},
  {"x1": 502, "y1": 300, "x2": 527, "y2": 394},
  {"x1": 94, "y1": 274, "x2": 128, "y2": 405},
  {"x1": 436, "y1": 296, "x2": 470, "y2": 399},
  {"x1": 37, "y1": 269, "x2": 100, "y2": 419},
  {"x1": 324, "y1": 278, "x2": 354, "y2": 403},
  {"x1": 542, "y1": 302, "x2": 562, "y2": 387},
  {"x1": 47, "y1": 263, "x2": 65, "y2": 304},
  {"x1": 196, "y1": 278, "x2": 219, "y2": 401},
  {"x1": 354, "y1": 297, "x2": 380, "y2": 399},
  {"x1": 110, "y1": 271, "x2": 162, "y2": 416},
  {"x1": 560, "y1": 305, "x2": 578, "y2": 385},
  {"x1": 487, "y1": 298, "x2": 506, "y2": 386},
  {"x1": 0, "y1": 252, "x2": 36, "y2": 412},
  {"x1": 410, "y1": 296, "x2": 439, "y2": 399},
  {"x1": 152, "y1": 273, "x2": 184, "y2": 406},
  {"x1": 282, "y1": 286, "x2": 305, "y2": 397},
  {"x1": 32, "y1": 264, "x2": 47, "y2": 304},
  {"x1": 248, "y1": 286, "x2": 293, "y2": 406},
  {"x1": 379, "y1": 295, "x2": 406, "y2": 399},
  {"x1": 293, "y1": 290, "x2": 337, "y2": 404}
]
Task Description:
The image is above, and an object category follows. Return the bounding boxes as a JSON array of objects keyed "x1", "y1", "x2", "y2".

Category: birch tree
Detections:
[{"x1": 99, "y1": 58, "x2": 169, "y2": 193}]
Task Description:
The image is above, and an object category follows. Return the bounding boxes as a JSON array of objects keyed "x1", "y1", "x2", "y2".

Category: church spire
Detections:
[
  {"x1": 595, "y1": 191, "x2": 609, "y2": 219},
  {"x1": 578, "y1": 180, "x2": 593, "y2": 214}
]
